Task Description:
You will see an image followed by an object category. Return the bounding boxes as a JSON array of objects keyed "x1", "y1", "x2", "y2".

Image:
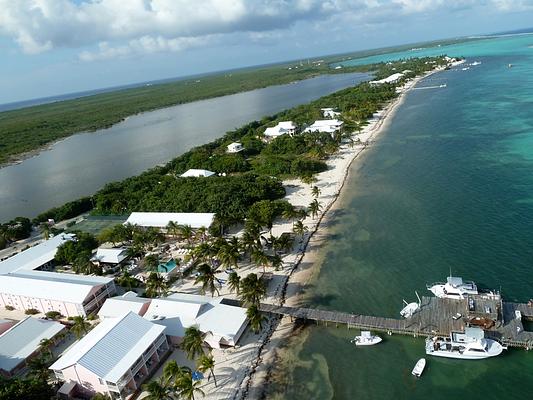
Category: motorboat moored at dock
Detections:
[
  {"x1": 425, "y1": 327, "x2": 504, "y2": 360},
  {"x1": 411, "y1": 358, "x2": 426, "y2": 377},
  {"x1": 427, "y1": 276, "x2": 478, "y2": 299},
  {"x1": 351, "y1": 331, "x2": 382, "y2": 346}
]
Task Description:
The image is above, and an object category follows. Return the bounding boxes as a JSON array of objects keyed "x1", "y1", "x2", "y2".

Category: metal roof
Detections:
[
  {"x1": 0, "y1": 271, "x2": 113, "y2": 304},
  {"x1": 0, "y1": 233, "x2": 75, "y2": 275},
  {"x1": 180, "y1": 169, "x2": 216, "y2": 178},
  {"x1": 50, "y1": 312, "x2": 165, "y2": 383},
  {"x1": 92, "y1": 247, "x2": 128, "y2": 264},
  {"x1": 125, "y1": 212, "x2": 215, "y2": 229},
  {"x1": 98, "y1": 294, "x2": 151, "y2": 319},
  {"x1": 0, "y1": 317, "x2": 65, "y2": 373}
]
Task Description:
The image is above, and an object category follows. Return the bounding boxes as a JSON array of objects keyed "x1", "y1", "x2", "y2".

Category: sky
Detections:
[{"x1": 1, "y1": 0, "x2": 533, "y2": 104}]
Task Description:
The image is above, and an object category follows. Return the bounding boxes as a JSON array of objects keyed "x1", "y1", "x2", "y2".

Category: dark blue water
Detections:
[{"x1": 267, "y1": 35, "x2": 533, "y2": 400}]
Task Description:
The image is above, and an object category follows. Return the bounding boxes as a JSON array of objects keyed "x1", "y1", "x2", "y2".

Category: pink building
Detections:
[
  {"x1": 0, "y1": 234, "x2": 115, "y2": 317},
  {"x1": 50, "y1": 312, "x2": 168, "y2": 399}
]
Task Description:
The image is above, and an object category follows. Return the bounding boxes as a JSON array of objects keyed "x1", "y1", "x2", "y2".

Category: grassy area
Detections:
[
  {"x1": 66, "y1": 215, "x2": 127, "y2": 236},
  {"x1": 0, "y1": 61, "x2": 370, "y2": 166}
]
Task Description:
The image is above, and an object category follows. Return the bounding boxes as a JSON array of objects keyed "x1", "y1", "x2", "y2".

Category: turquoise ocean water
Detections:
[{"x1": 267, "y1": 35, "x2": 533, "y2": 399}]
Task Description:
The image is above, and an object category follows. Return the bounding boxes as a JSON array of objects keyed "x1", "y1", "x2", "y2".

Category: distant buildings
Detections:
[
  {"x1": 264, "y1": 121, "x2": 297, "y2": 139},
  {"x1": 50, "y1": 312, "x2": 169, "y2": 399},
  {"x1": 320, "y1": 108, "x2": 341, "y2": 118},
  {"x1": 0, "y1": 234, "x2": 116, "y2": 317},
  {"x1": 0, "y1": 316, "x2": 65, "y2": 377},
  {"x1": 227, "y1": 142, "x2": 244, "y2": 153},
  {"x1": 303, "y1": 119, "x2": 344, "y2": 135},
  {"x1": 125, "y1": 212, "x2": 215, "y2": 230},
  {"x1": 370, "y1": 73, "x2": 404, "y2": 85},
  {"x1": 180, "y1": 169, "x2": 216, "y2": 178}
]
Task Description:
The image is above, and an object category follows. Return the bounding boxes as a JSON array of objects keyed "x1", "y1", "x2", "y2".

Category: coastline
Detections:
[{"x1": 239, "y1": 68, "x2": 442, "y2": 399}]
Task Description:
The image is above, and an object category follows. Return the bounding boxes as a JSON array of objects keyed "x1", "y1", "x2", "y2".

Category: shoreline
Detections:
[{"x1": 239, "y1": 67, "x2": 442, "y2": 399}]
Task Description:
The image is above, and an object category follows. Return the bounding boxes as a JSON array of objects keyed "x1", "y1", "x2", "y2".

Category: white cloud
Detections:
[{"x1": 0, "y1": 0, "x2": 531, "y2": 59}]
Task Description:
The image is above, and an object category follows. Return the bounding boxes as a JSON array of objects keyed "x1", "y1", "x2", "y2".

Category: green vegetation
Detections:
[
  {"x1": 0, "y1": 376, "x2": 54, "y2": 400},
  {"x1": 0, "y1": 217, "x2": 32, "y2": 248}
]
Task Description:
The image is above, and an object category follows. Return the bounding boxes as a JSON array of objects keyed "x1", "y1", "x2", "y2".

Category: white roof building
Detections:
[
  {"x1": 0, "y1": 316, "x2": 65, "y2": 376},
  {"x1": 227, "y1": 142, "x2": 244, "y2": 153},
  {"x1": 321, "y1": 108, "x2": 341, "y2": 118},
  {"x1": 143, "y1": 293, "x2": 248, "y2": 348},
  {"x1": 50, "y1": 312, "x2": 168, "y2": 399},
  {"x1": 92, "y1": 247, "x2": 128, "y2": 264},
  {"x1": 180, "y1": 169, "x2": 216, "y2": 178},
  {"x1": 97, "y1": 292, "x2": 151, "y2": 320},
  {"x1": 125, "y1": 212, "x2": 215, "y2": 229},
  {"x1": 264, "y1": 121, "x2": 297, "y2": 139},
  {"x1": 304, "y1": 119, "x2": 344, "y2": 134},
  {"x1": 0, "y1": 233, "x2": 75, "y2": 274},
  {"x1": 370, "y1": 73, "x2": 404, "y2": 85}
]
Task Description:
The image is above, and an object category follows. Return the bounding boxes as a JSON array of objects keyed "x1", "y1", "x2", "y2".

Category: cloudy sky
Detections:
[{"x1": 1, "y1": 0, "x2": 533, "y2": 104}]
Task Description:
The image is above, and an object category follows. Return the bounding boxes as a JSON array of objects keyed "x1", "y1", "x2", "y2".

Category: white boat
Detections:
[
  {"x1": 411, "y1": 358, "x2": 426, "y2": 377},
  {"x1": 351, "y1": 331, "x2": 382, "y2": 346},
  {"x1": 400, "y1": 291, "x2": 421, "y2": 318},
  {"x1": 425, "y1": 327, "x2": 504, "y2": 360},
  {"x1": 470, "y1": 61, "x2": 482, "y2": 66},
  {"x1": 427, "y1": 276, "x2": 478, "y2": 299}
]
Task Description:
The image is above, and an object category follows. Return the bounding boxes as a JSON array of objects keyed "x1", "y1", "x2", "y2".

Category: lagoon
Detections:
[{"x1": 0, "y1": 72, "x2": 369, "y2": 222}]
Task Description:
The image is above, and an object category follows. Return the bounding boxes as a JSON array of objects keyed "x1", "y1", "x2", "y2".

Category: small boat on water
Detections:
[
  {"x1": 411, "y1": 358, "x2": 426, "y2": 377},
  {"x1": 400, "y1": 291, "x2": 421, "y2": 319},
  {"x1": 427, "y1": 275, "x2": 478, "y2": 299},
  {"x1": 425, "y1": 327, "x2": 505, "y2": 360},
  {"x1": 351, "y1": 331, "x2": 382, "y2": 346}
]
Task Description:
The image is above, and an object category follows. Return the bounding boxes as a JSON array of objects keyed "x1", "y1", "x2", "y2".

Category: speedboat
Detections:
[
  {"x1": 427, "y1": 276, "x2": 478, "y2": 299},
  {"x1": 425, "y1": 327, "x2": 504, "y2": 360},
  {"x1": 351, "y1": 331, "x2": 382, "y2": 346},
  {"x1": 400, "y1": 291, "x2": 421, "y2": 318},
  {"x1": 411, "y1": 358, "x2": 426, "y2": 377}
]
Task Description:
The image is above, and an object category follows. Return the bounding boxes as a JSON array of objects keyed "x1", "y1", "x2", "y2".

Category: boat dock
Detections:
[{"x1": 225, "y1": 295, "x2": 533, "y2": 349}]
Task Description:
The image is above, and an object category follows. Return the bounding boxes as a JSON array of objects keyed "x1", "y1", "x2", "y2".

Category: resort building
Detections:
[
  {"x1": 303, "y1": 119, "x2": 344, "y2": 135},
  {"x1": 370, "y1": 72, "x2": 404, "y2": 85},
  {"x1": 0, "y1": 233, "x2": 116, "y2": 317},
  {"x1": 92, "y1": 247, "x2": 128, "y2": 266},
  {"x1": 321, "y1": 108, "x2": 341, "y2": 118},
  {"x1": 180, "y1": 169, "x2": 216, "y2": 178},
  {"x1": 143, "y1": 293, "x2": 248, "y2": 348},
  {"x1": 125, "y1": 212, "x2": 215, "y2": 230},
  {"x1": 0, "y1": 316, "x2": 65, "y2": 377},
  {"x1": 50, "y1": 312, "x2": 169, "y2": 400},
  {"x1": 264, "y1": 121, "x2": 297, "y2": 139},
  {"x1": 227, "y1": 142, "x2": 244, "y2": 153},
  {"x1": 97, "y1": 292, "x2": 151, "y2": 320}
]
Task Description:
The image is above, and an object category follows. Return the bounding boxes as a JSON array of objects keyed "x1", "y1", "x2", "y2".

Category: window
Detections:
[{"x1": 99, "y1": 378, "x2": 105, "y2": 385}]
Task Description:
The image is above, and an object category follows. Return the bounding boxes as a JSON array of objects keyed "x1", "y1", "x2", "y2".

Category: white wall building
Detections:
[
  {"x1": 50, "y1": 312, "x2": 168, "y2": 400},
  {"x1": 370, "y1": 72, "x2": 404, "y2": 85},
  {"x1": 321, "y1": 108, "x2": 341, "y2": 118},
  {"x1": 303, "y1": 119, "x2": 344, "y2": 135},
  {"x1": 92, "y1": 247, "x2": 128, "y2": 265},
  {"x1": 98, "y1": 292, "x2": 151, "y2": 320},
  {"x1": 0, "y1": 234, "x2": 115, "y2": 317},
  {"x1": 125, "y1": 212, "x2": 215, "y2": 230},
  {"x1": 264, "y1": 121, "x2": 297, "y2": 139}
]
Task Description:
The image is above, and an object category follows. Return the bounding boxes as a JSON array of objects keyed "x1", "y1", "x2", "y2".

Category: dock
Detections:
[{"x1": 225, "y1": 294, "x2": 533, "y2": 349}]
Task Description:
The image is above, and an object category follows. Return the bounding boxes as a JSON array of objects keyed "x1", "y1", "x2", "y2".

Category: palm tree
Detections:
[
  {"x1": 228, "y1": 272, "x2": 241, "y2": 294},
  {"x1": 143, "y1": 254, "x2": 159, "y2": 272},
  {"x1": 239, "y1": 273, "x2": 266, "y2": 307},
  {"x1": 274, "y1": 233, "x2": 293, "y2": 254},
  {"x1": 251, "y1": 249, "x2": 270, "y2": 273},
  {"x1": 145, "y1": 272, "x2": 169, "y2": 298},
  {"x1": 166, "y1": 221, "x2": 180, "y2": 238},
  {"x1": 191, "y1": 242, "x2": 214, "y2": 265},
  {"x1": 71, "y1": 316, "x2": 90, "y2": 339},
  {"x1": 246, "y1": 305, "x2": 265, "y2": 333},
  {"x1": 175, "y1": 368, "x2": 205, "y2": 400},
  {"x1": 301, "y1": 174, "x2": 317, "y2": 186},
  {"x1": 163, "y1": 360, "x2": 190, "y2": 387},
  {"x1": 117, "y1": 270, "x2": 141, "y2": 291},
  {"x1": 39, "y1": 222, "x2": 51, "y2": 240},
  {"x1": 178, "y1": 224, "x2": 194, "y2": 245},
  {"x1": 311, "y1": 185, "x2": 321, "y2": 198},
  {"x1": 142, "y1": 377, "x2": 175, "y2": 400},
  {"x1": 39, "y1": 338, "x2": 54, "y2": 359},
  {"x1": 181, "y1": 326, "x2": 205, "y2": 360},
  {"x1": 269, "y1": 254, "x2": 283, "y2": 271},
  {"x1": 292, "y1": 220, "x2": 308, "y2": 239},
  {"x1": 308, "y1": 199, "x2": 323, "y2": 219},
  {"x1": 217, "y1": 240, "x2": 240, "y2": 270},
  {"x1": 194, "y1": 263, "x2": 219, "y2": 297},
  {"x1": 195, "y1": 226, "x2": 208, "y2": 243},
  {"x1": 197, "y1": 353, "x2": 217, "y2": 387},
  {"x1": 281, "y1": 204, "x2": 298, "y2": 224},
  {"x1": 27, "y1": 355, "x2": 51, "y2": 381},
  {"x1": 239, "y1": 230, "x2": 260, "y2": 261}
]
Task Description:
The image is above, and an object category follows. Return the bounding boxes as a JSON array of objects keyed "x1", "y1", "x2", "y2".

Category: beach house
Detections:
[
  {"x1": 370, "y1": 72, "x2": 404, "y2": 85},
  {"x1": 0, "y1": 234, "x2": 116, "y2": 317},
  {"x1": 321, "y1": 108, "x2": 341, "y2": 118},
  {"x1": 0, "y1": 316, "x2": 65, "y2": 377},
  {"x1": 303, "y1": 119, "x2": 344, "y2": 135},
  {"x1": 50, "y1": 312, "x2": 168, "y2": 399},
  {"x1": 227, "y1": 142, "x2": 244, "y2": 153},
  {"x1": 125, "y1": 212, "x2": 215, "y2": 230},
  {"x1": 264, "y1": 121, "x2": 297, "y2": 140},
  {"x1": 97, "y1": 292, "x2": 151, "y2": 320},
  {"x1": 180, "y1": 169, "x2": 216, "y2": 178},
  {"x1": 143, "y1": 293, "x2": 248, "y2": 348},
  {"x1": 92, "y1": 247, "x2": 129, "y2": 273}
]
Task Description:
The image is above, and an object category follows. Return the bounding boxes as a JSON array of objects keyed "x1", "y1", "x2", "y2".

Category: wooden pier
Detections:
[{"x1": 224, "y1": 295, "x2": 533, "y2": 349}]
